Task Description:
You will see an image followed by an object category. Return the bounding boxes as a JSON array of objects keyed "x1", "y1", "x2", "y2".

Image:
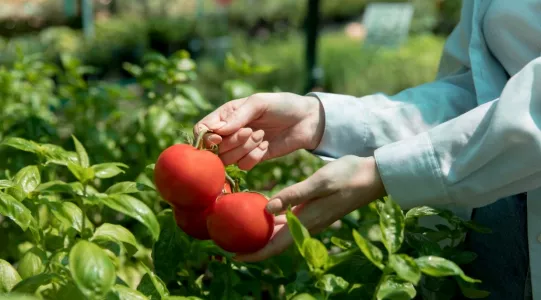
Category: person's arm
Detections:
[
  {"x1": 374, "y1": 55, "x2": 541, "y2": 209},
  {"x1": 309, "y1": 2, "x2": 476, "y2": 158}
]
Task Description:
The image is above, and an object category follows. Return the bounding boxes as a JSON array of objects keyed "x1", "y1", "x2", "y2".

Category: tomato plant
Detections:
[{"x1": 0, "y1": 49, "x2": 492, "y2": 300}]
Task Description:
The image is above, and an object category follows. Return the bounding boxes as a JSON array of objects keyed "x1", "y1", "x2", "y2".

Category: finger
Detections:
[
  {"x1": 237, "y1": 141, "x2": 269, "y2": 171},
  {"x1": 204, "y1": 133, "x2": 222, "y2": 148},
  {"x1": 194, "y1": 99, "x2": 245, "y2": 134},
  {"x1": 265, "y1": 175, "x2": 327, "y2": 214},
  {"x1": 213, "y1": 97, "x2": 266, "y2": 136},
  {"x1": 274, "y1": 214, "x2": 287, "y2": 225},
  {"x1": 233, "y1": 224, "x2": 291, "y2": 262},
  {"x1": 235, "y1": 193, "x2": 349, "y2": 262},
  {"x1": 219, "y1": 130, "x2": 265, "y2": 166},
  {"x1": 218, "y1": 128, "x2": 253, "y2": 154}
]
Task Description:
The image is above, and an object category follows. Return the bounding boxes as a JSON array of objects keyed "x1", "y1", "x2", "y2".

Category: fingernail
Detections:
[
  {"x1": 266, "y1": 199, "x2": 282, "y2": 214},
  {"x1": 211, "y1": 121, "x2": 227, "y2": 130}
]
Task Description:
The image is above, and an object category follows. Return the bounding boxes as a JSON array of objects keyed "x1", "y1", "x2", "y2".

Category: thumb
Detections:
[
  {"x1": 214, "y1": 98, "x2": 263, "y2": 136},
  {"x1": 266, "y1": 175, "x2": 325, "y2": 214}
]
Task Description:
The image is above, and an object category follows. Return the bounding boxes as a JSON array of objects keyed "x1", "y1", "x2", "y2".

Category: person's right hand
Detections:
[{"x1": 194, "y1": 92, "x2": 325, "y2": 170}]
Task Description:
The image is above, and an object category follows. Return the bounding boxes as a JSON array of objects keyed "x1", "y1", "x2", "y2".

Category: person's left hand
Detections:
[{"x1": 233, "y1": 155, "x2": 387, "y2": 262}]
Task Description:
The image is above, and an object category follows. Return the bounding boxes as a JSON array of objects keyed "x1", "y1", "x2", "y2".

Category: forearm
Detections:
[
  {"x1": 374, "y1": 56, "x2": 541, "y2": 210},
  {"x1": 308, "y1": 70, "x2": 476, "y2": 158}
]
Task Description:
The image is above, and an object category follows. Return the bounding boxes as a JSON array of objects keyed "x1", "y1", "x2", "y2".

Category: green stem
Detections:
[
  {"x1": 234, "y1": 178, "x2": 241, "y2": 193},
  {"x1": 225, "y1": 173, "x2": 236, "y2": 193},
  {"x1": 193, "y1": 127, "x2": 211, "y2": 150},
  {"x1": 81, "y1": 184, "x2": 89, "y2": 239}
]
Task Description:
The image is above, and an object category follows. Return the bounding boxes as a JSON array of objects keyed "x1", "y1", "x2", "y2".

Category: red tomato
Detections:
[
  {"x1": 206, "y1": 192, "x2": 274, "y2": 253},
  {"x1": 154, "y1": 144, "x2": 225, "y2": 209},
  {"x1": 172, "y1": 181, "x2": 232, "y2": 240},
  {"x1": 173, "y1": 206, "x2": 211, "y2": 240}
]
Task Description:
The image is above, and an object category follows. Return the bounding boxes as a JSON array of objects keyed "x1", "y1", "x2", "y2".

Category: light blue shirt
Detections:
[{"x1": 308, "y1": 1, "x2": 541, "y2": 298}]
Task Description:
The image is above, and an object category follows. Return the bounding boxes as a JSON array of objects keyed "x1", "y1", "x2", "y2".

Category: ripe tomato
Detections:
[
  {"x1": 206, "y1": 192, "x2": 274, "y2": 253},
  {"x1": 154, "y1": 144, "x2": 225, "y2": 209},
  {"x1": 173, "y1": 206, "x2": 212, "y2": 240},
  {"x1": 172, "y1": 181, "x2": 232, "y2": 240}
]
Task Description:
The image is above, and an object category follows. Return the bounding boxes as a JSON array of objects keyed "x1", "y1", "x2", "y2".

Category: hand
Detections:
[
  {"x1": 233, "y1": 155, "x2": 387, "y2": 262},
  {"x1": 194, "y1": 92, "x2": 325, "y2": 170}
]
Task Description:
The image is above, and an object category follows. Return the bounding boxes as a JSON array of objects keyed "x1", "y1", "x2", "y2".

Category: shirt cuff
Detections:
[
  {"x1": 306, "y1": 92, "x2": 369, "y2": 158},
  {"x1": 373, "y1": 132, "x2": 451, "y2": 210}
]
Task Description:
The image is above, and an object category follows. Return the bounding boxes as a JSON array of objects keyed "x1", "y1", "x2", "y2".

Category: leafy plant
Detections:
[{"x1": 0, "y1": 46, "x2": 491, "y2": 300}]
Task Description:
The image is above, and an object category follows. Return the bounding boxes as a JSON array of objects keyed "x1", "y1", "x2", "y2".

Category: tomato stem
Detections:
[
  {"x1": 233, "y1": 178, "x2": 241, "y2": 193},
  {"x1": 225, "y1": 173, "x2": 237, "y2": 193},
  {"x1": 193, "y1": 126, "x2": 210, "y2": 150}
]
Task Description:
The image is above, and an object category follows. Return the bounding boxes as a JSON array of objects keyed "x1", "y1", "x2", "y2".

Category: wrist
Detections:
[
  {"x1": 361, "y1": 156, "x2": 387, "y2": 201},
  {"x1": 304, "y1": 95, "x2": 325, "y2": 151}
]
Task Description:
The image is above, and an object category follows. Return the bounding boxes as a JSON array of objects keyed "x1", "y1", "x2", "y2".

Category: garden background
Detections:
[{"x1": 0, "y1": 1, "x2": 495, "y2": 300}]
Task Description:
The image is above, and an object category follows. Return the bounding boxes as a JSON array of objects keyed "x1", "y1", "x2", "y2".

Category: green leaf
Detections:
[
  {"x1": 302, "y1": 238, "x2": 328, "y2": 269},
  {"x1": 376, "y1": 275, "x2": 416, "y2": 300},
  {"x1": 12, "y1": 165, "x2": 40, "y2": 195},
  {"x1": 405, "y1": 206, "x2": 440, "y2": 221},
  {"x1": 404, "y1": 233, "x2": 441, "y2": 256},
  {"x1": 352, "y1": 229, "x2": 384, "y2": 270},
  {"x1": 104, "y1": 194, "x2": 160, "y2": 241},
  {"x1": 286, "y1": 208, "x2": 310, "y2": 253},
  {"x1": 449, "y1": 251, "x2": 478, "y2": 265},
  {"x1": 0, "y1": 191, "x2": 35, "y2": 231},
  {"x1": 379, "y1": 197, "x2": 405, "y2": 254},
  {"x1": 462, "y1": 220, "x2": 492, "y2": 234},
  {"x1": 17, "y1": 247, "x2": 46, "y2": 279},
  {"x1": 91, "y1": 223, "x2": 139, "y2": 256},
  {"x1": 0, "y1": 293, "x2": 41, "y2": 300},
  {"x1": 92, "y1": 163, "x2": 128, "y2": 179},
  {"x1": 314, "y1": 274, "x2": 349, "y2": 295},
  {"x1": 11, "y1": 273, "x2": 56, "y2": 294},
  {"x1": 0, "y1": 180, "x2": 13, "y2": 189},
  {"x1": 54, "y1": 282, "x2": 86, "y2": 300},
  {"x1": 72, "y1": 135, "x2": 89, "y2": 168},
  {"x1": 39, "y1": 144, "x2": 78, "y2": 166},
  {"x1": 67, "y1": 162, "x2": 94, "y2": 182},
  {"x1": 107, "y1": 284, "x2": 149, "y2": 300},
  {"x1": 389, "y1": 254, "x2": 421, "y2": 285},
  {"x1": 0, "y1": 259, "x2": 22, "y2": 292},
  {"x1": 152, "y1": 209, "x2": 186, "y2": 284},
  {"x1": 145, "y1": 164, "x2": 155, "y2": 171},
  {"x1": 251, "y1": 64, "x2": 277, "y2": 74},
  {"x1": 178, "y1": 85, "x2": 212, "y2": 110},
  {"x1": 105, "y1": 182, "x2": 155, "y2": 195},
  {"x1": 330, "y1": 236, "x2": 352, "y2": 250},
  {"x1": 137, "y1": 270, "x2": 169, "y2": 299},
  {"x1": 35, "y1": 180, "x2": 75, "y2": 194},
  {"x1": 290, "y1": 294, "x2": 318, "y2": 300},
  {"x1": 456, "y1": 278, "x2": 491, "y2": 299},
  {"x1": 48, "y1": 201, "x2": 84, "y2": 232},
  {"x1": 415, "y1": 256, "x2": 480, "y2": 283},
  {"x1": 69, "y1": 240, "x2": 116, "y2": 299},
  {"x1": 1, "y1": 137, "x2": 40, "y2": 153}
]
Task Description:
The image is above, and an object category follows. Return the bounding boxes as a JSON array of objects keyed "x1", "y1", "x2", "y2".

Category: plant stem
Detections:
[
  {"x1": 81, "y1": 184, "x2": 89, "y2": 239},
  {"x1": 193, "y1": 127, "x2": 210, "y2": 150},
  {"x1": 225, "y1": 173, "x2": 236, "y2": 193}
]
